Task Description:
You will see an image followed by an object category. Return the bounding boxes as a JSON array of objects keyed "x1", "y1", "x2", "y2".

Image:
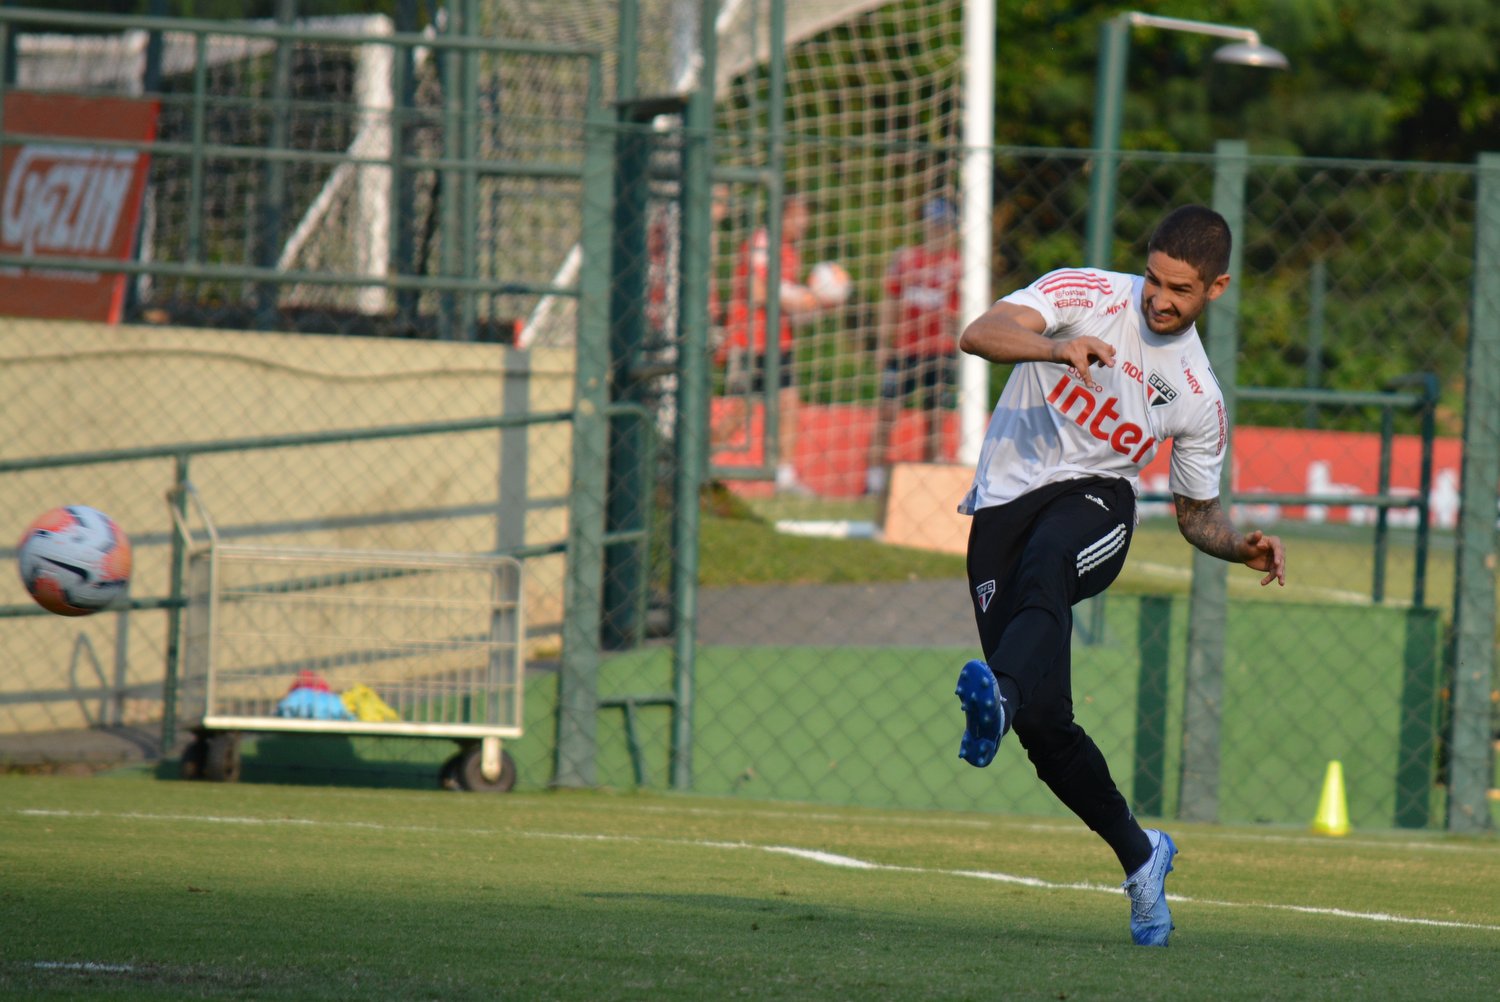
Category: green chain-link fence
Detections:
[
  {"x1": 0, "y1": 2, "x2": 1494, "y2": 832},
  {"x1": 0, "y1": 6, "x2": 606, "y2": 788}
]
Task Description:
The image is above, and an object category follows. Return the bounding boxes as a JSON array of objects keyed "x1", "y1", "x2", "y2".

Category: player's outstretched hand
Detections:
[
  {"x1": 1049, "y1": 336, "x2": 1115, "y2": 391},
  {"x1": 1242, "y1": 529, "x2": 1286, "y2": 587}
]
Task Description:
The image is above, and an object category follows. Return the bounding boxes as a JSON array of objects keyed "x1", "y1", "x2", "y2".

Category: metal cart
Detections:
[{"x1": 171, "y1": 487, "x2": 525, "y2": 792}]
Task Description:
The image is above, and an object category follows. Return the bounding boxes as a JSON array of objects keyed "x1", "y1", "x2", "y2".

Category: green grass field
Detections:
[{"x1": 2, "y1": 772, "x2": 1496, "y2": 1001}]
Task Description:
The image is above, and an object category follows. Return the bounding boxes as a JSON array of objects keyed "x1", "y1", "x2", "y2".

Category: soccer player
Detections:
[
  {"x1": 866, "y1": 196, "x2": 963, "y2": 499},
  {"x1": 953, "y1": 205, "x2": 1286, "y2": 946}
]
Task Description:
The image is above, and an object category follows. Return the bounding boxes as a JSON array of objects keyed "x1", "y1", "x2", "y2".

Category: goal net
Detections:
[{"x1": 501, "y1": 0, "x2": 971, "y2": 511}]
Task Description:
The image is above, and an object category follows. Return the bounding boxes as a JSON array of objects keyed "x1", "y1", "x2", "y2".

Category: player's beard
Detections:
[{"x1": 1142, "y1": 301, "x2": 1198, "y2": 336}]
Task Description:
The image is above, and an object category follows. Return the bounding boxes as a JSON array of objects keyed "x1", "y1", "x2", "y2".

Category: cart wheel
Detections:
[
  {"x1": 438, "y1": 753, "x2": 463, "y2": 791},
  {"x1": 202, "y1": 732, "x2": 241, "y2": 783},
  {"x1": 179, "y1": 736, "x2": 208, "y2": 780},
  {"x1": 454, "y1": 743, "x2": 516, "y2": 793}
]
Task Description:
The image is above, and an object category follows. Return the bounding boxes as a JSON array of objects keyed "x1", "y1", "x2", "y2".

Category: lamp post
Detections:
[{"x1": 1084, "y1": 12, "x2": 1289, "y2": 269}]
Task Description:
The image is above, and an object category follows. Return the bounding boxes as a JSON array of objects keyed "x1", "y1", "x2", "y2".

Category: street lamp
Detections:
[{"x1": 1084, "y1": 12, "x2": 1289, "y2": 268}]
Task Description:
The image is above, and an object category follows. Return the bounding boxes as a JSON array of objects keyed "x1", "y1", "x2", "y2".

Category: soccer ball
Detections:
[
  {"x1": 17, "y1": 505, "x2": 133, "y2": 616},
  {"x1": 808, "y1": 260, "x2": 853, "y2": 307}
]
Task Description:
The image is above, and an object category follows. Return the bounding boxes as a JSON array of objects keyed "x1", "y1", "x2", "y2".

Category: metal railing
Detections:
[
  {"x1": 0, "y1": 5, "x2": 605, "y2": 339},
  {"x1": 1141, "y1": 376, "x2": 1439, "y2": 605}
]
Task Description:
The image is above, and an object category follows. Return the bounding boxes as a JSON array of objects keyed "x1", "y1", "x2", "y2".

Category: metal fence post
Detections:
[
  {"x1": 392, "y1": 0, "x2": 419, "y2": 325},
  {"x1": 0, "y1": 24, "x2": 8, "y2": 123},
  {"x1": 553, "y1": 56, "x2": 614, "y2": 788},
  {"x1": 1084, "y1": 14, "x2": 1130, "y2": 269},
  {"x1": 1178, "y1": 139, "x2": 1247, "y2": 824},
  {"x1": 160, "y1": 454, "x2": 191, "y2": 755},
  {"x1": 188, "y1": 34, "x2": 208, "y2": 264},
  {"x1": 458, "y1": 0, "x2": 480, "y2": 340},
  {"x1": 1132, "y1": 595, "x2": 1172, "y2": 817},
  {"x1": 669, "y1": 0, "x2": 719, "y2": 792},
  {"x1": 760, "y1": 0, "x2": 788, "y2": 466},
  {"x1": 0, "y1": 18, "x2": 12, "y2": 86},
  {"x1": 437, "y1": 3, "x2": 466, "y2": 339},
  {"x1": 1447, "y1": 152, "x2": 1500, "y2": 832},
  {"x1": 1396, "y1": 606, "x2": 1442, "y2": 828},
  {"x1": 602, "y1": 5, "x2": 649, "y2": 651},
  {"x1": 255, "y1": 0, "x2": 295, "y2": 331}
]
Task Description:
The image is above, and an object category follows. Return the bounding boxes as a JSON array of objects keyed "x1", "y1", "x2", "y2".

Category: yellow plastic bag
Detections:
[{"x1": 341, "y1": 683, "x2": 400, "y2": 723}]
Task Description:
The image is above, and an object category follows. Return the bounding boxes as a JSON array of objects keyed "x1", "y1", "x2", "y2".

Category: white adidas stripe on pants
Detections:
[{"x1": 1077, "y1": 523, "x2": 1127, "y2": 575}]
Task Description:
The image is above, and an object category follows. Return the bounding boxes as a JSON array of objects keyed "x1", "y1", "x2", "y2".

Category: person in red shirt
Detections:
[
  {"x1": 867, "y1": 196, "x2": 963, "y2": 497},
  {"x1": 719, "y1": 193, "x2": 822, "y2": 493}
]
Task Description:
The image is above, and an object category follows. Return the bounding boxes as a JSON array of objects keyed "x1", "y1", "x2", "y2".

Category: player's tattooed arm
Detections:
[
  {"x1": 1173, "y1": 494, "x2": 1287, "y2": 586},
  {"x1": 1172, "y1": 495, "x2": 1241, "y2": 560}
]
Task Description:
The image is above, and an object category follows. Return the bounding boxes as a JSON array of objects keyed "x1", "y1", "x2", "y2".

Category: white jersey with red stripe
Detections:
[{"x1": 959, "y1": 267, "x2": 1228, "y2": 514}]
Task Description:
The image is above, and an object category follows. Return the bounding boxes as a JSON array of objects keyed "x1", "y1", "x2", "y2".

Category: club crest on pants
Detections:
[{"x1": 975, "y1": 579, "x2": 996, "y2": 612}]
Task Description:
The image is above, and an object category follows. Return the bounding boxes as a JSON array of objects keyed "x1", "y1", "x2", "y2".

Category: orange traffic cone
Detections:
[{"x1": 1311, "y1": 760, "x2": 1350, "y2": 836}]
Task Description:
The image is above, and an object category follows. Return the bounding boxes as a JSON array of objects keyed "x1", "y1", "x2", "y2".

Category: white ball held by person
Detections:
[{"x1": 808, "y1": 260, "x2": 852, "y2": 307}]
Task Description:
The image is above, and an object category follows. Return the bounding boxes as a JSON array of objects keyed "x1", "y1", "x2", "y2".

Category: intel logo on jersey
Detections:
[{"x1": 1046, "y1": 373, "x2": 1157, "y2": 463}]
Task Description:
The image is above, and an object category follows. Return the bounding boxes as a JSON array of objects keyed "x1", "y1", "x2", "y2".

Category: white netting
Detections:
[
  {"x1": 711, "y1": 0, "x2": 967, "y2": 501},
  {"x1": 514, "y1": 0, "x2": 970, "y2": 459}
]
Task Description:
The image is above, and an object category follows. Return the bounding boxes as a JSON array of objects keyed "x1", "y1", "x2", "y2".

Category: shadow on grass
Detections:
[{"x1": 155, "y1": 733, "x2": 456, "y2": 791}]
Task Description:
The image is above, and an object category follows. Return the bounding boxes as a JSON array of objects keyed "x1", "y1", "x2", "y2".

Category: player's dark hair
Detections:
[{"x1": 1148, "y1": 205, "x2": 1231, "y2": 284}]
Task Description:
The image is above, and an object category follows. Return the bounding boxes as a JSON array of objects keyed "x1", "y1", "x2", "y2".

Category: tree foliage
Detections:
[
  {"x1": 994, "y1": 0, "x2": 1500, "y2": 164},
  {"x1": 982, "y1": 2, "x2": 1491, "y2": 428}
]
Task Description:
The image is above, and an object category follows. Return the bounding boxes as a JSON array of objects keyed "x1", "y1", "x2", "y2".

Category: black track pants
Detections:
[{"x1": 965, "y1": 475, "x2": 1137, "y2": 835}]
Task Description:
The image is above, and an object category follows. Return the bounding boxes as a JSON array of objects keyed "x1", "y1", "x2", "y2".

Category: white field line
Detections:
[
  {"x1": 484, "y1": 799, "x2": 1500, "y2": 855},
  {"x1": 33, "y1": 961, "x2": 134, "y2": 973},
  {"x1": 15, "y1": 808, "x2": 1500, "y2": 934}
]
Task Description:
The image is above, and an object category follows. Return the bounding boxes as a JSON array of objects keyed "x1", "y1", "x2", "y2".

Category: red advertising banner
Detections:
[
  {"x1": 713, "y1": 399, "x2": 1467, "y2": 529},
  {"x1": 0, "y1": 93, "x2": 158, "y2": 323},
  {"x1": 1135, "y1": 426, "x2": 1464, "y2": 528}
]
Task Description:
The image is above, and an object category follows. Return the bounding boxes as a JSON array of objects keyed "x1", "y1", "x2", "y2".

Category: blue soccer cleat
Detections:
[
  {"x1": 1123, "y1": 829, "x2": 1177, "y2": 946},
  {"x1": 955, "y1": 659, "x2": 1008, "y2": 768}
]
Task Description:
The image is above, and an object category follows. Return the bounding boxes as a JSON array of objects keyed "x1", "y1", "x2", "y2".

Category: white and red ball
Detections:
[
  {"x1": 808, "y1": 260, "x2": 853, "y2": 307},
  {"x1": 17, "y1": 505, "x2": 133, "y2": 616}
]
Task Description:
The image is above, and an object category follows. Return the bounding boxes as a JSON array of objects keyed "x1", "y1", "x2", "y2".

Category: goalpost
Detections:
[{"x1": 959, "y1": 0, "x2": 994, "y2": 466}]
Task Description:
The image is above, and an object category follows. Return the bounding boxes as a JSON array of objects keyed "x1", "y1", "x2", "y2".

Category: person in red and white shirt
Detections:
[
  {"x1": 719, "y1": 193, "x2": 823, "y2": 493},
  {"x1": 951, "y1": 205, "x2": 1286, "y2": 948},
  {"x1": 867, "y1": 196, "x2": 963, "y2": 498}
]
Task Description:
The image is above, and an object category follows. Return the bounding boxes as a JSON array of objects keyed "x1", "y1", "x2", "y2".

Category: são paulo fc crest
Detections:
[
  {"x1": 976, "y1": 579, "x2": 996, "y2": 613},
  {"x1": 1146, "y1": 372, "x2": 1179, "y2": 408}
]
